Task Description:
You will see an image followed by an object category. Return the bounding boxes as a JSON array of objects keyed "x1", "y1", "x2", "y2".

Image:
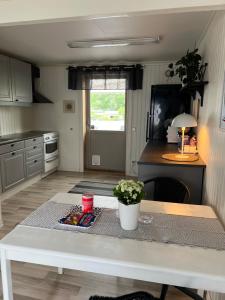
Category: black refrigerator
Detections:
[{"x1": 146, "y1": 84, "x2": 190, "y2": 142}]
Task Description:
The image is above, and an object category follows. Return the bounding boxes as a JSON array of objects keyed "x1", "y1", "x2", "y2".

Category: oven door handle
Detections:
[
  {"x1": 46, "y1": 156, "x2": 58, "y2": 163},
  {"x1": 45, "y1": 139, "x2": 58, "y2": 145}
]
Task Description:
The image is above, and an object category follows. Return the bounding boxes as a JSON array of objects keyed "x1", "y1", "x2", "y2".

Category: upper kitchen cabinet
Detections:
[
  {"x1": 11, "y1": 58, "x2": 32, "y2": 103},
  {"x1": 0, "y1": 55, "x2": 12, "y2": 102},
  {"x1": 0, "y1": 54, "x2": 33, "y2": 105}
]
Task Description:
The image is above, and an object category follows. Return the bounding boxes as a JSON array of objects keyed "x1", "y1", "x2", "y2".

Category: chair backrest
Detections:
[{"x1": 144, "y1": 177, "x2": 190, "y2": 203}]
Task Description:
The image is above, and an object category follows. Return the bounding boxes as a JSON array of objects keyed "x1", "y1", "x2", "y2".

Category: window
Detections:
[{"x1": 89, "y1": 79, "x2": 126, "y2": 131}]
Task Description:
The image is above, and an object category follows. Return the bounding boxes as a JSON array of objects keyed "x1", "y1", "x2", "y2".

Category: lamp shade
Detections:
[{"x1": 171, "y1": 113, "x2": 197, "y2": 128}]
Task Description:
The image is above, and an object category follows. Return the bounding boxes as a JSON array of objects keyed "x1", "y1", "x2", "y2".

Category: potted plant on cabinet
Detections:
[
  {"x1": 165, "y1": 48, "x2": 208, "y2": 105},
  {"x1": 165, "y1": 48, "x2": 208, "y2": 86},
  {"x1": 113, "y1": 179, "x2": 144, "y2": 230}
]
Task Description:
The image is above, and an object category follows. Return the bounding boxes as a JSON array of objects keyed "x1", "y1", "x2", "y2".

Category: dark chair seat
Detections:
[
  {"x1": 143, "y1": 177, "x2": 202, "y2": 300},
  {"x1": 89, "y1": 291, "x2": 156, "y2": 300},
  {"x1": 144, "y1": 177, "x2": 190, "y2": 203}
]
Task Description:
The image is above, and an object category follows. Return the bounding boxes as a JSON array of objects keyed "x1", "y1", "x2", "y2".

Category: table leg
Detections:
[{"x1": 1, "y1": 250, "x2": 13, "y2": 300}]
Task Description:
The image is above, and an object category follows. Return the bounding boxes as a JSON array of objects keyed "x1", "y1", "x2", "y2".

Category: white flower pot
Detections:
[{"x1": 118, "y1": 201, "x2": 140, "y2": 230}]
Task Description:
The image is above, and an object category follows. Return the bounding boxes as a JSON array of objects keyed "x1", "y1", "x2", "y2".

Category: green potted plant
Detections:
[
  {"x1": 165, "y1": 48, "x2": 208, "y2": 86},
  {"x1": 113, "y1": 179, "x2": 144, "y2": 230}
]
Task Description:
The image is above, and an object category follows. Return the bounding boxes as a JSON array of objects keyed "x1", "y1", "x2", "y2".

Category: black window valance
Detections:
[{"x1": 68, "y1": 64, "x2": 143, "y2": 90}]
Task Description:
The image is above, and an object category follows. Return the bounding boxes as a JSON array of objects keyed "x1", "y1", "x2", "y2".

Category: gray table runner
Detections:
[{"x1": 20, "y1": 201, "x2": 225, "y2": 250}]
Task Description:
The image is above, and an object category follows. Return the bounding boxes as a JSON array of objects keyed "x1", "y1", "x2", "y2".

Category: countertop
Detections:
[
  {"x1": 0, "y1": 131, "x2": 49, "y2": 145},
  {"x1": 138, "y1": 142, "x2": 206, "y2": 168}
]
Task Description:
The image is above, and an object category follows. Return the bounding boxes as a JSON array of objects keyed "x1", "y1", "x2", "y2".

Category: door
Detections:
[
  {"x1": 11, "y1": 58, "x2": 32, "y2": 103},
  {"x1": 1, "y1": 149, "x2": 25, "y2": 191},
  {"x1": 0, "y1": 55, "x2": 12, "y2": 102},
  {"x1": 85, "y1": 79, "x2": 126, "y2": 172}
]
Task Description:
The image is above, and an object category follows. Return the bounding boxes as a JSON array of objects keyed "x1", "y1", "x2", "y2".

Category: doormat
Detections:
[{"x1": 69, "y1": 181, "x2": 116, "y2": 196}]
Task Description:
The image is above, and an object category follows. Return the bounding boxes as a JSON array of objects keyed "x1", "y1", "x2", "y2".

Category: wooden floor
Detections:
[{"x1": 0, "y1": 171, "x2": 188, "y2": 300}]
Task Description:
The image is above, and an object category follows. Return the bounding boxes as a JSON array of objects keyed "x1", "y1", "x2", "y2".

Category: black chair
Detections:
[
  {"x1": 144, "y1": 177, "x2": 190, "y2": 203},
  {"x1": 89, "y1": 291, "x2": 156, "y2": 300},
  {"x1": 144, "y1": 177, "x2": 203, "y2": 300}
]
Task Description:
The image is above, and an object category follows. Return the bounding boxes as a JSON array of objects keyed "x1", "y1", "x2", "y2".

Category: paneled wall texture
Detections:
[
  {"x1": 198, "y1": 12, "x2": 225, "y2": 300},
  {"x1": 0, "y1": 106, "x2": 32, "y2": 136}
]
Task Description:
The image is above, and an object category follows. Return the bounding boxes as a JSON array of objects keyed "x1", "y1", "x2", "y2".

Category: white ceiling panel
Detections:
[{"x1": 0, "y1": 11, "x2": 214, "y2": 64}]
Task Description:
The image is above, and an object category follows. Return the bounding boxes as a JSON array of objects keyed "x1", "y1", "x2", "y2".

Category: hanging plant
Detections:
[{"x1": 165, "y1": 48, "x2": 208, "y2": 86}]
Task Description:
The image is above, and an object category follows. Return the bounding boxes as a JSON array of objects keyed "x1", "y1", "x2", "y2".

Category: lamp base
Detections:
[{"x1": 162, "y1": 153, "x2": 199, "y2": 162}]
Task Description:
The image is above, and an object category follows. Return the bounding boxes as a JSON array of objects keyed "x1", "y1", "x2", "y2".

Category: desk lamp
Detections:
[{"x1": 171, "y1": 113, "x2": 197, "y2": 157}]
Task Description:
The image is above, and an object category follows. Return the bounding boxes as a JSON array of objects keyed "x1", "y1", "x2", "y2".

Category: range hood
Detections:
[
  {"x1": 32, "y1": 65, "x2": 53, "y2": 104},
  {"x1": 33, "y1": 91, "x2": 53, "y2": 103}
]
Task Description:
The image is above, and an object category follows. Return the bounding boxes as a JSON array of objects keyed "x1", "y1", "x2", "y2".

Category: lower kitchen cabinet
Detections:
[
  {"x1": 26, "y1": 156, "x2": 43, "y2": 178},
  {"x1": 138, "y1": 143, "x2": 206, "y2": 204},
  {"x1": 25, "y1": 138, "x2": 44, "y2": 178},
  {"x1": 0, "y1": 135, "x2": 45, "y2": 193},
  {"x1": 0, "y1": 149, "x2": 25, "y2": 192}
]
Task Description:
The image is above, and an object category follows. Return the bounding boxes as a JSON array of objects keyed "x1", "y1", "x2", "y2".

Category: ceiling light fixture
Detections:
[
  {"x1": 92, "y1": 43, "x2": 129, "y2": 48},
  {"x1": 88, "y1": 15, "x2": 129, "y2": 20},
  {"x1": 67, "y1": 37, "x2": 160, "y2": 49}
]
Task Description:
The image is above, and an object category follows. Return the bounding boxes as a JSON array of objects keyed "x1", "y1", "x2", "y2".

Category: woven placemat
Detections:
[
  {"x1": 162, "y1": 153, "x2": 199, "y2": 162},
  {"x1": 20, "y1": 201, "x2": 225, "y2": 250}
]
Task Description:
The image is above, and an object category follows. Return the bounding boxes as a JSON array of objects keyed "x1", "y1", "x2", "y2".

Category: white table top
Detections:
[{"x1": 1, "y1": 193, "x2": 225, "y2": 293}]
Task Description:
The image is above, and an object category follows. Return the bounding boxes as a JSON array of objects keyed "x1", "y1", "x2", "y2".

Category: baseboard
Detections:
[
  {"x1": 41, "y1": 168, "x2": 57, "y2": 178},
  {"x1": 0, "y1": 174, "x2": 42, "y2": 203}
]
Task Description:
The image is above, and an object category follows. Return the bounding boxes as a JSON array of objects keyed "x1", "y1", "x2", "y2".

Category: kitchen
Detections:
[{"x1": 0, "y1": 1, "x2": 225, "y2": 299}]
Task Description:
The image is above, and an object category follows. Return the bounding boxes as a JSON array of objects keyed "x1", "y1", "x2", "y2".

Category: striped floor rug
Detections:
[{"x1": 69, "y1": 181, "x2": 116, "y2": 196}]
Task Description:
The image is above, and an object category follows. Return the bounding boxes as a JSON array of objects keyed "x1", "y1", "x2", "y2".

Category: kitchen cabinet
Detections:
[
  {"x1": 0, "y1": 133, "x2": 46, "y2": 193},
  {"x1": 11, "y1": 58, "x2": 32, "y2": 103},
  {"x1": 138, "y1": 143, "x2": 206, "y2": 204},
  {"x1": 0, "y1": 55, "x2": 32, "y2": 105},
  {"x1": 0, "y1": 149, "x2": 26, "y2": 191},
  {"x1": 0, "y1": 55, "x2": 12, "y2": 102},
  {"x1": 25, "y1": 137, "x2": 44, "y2": 178}
]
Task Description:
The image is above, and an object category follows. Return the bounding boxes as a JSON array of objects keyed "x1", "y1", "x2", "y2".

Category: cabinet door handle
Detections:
[
  {"x1": 33, "y1": 138, "x2": 36, "y2": 142},
  {"x1": 15, "y1": 99, "x2": 19, "y2": 102},
  {"x1": 11, "y1": 144, "x2": 15, "y2": 147},
  {"x1": 34, "y1": 160, "x2": 37, "y2": 163},
  {"x1": 11, "y1": 152, "x2": 15, "y2": 156},
  {"x1": 33, "y1": 146, "x2": 37, "y2": 149}
]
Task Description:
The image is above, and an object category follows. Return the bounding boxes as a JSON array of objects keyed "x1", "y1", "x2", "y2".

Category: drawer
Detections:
[
  {"x1": 26, "y1": 144, "x2": 43, "y2": 160},
  {"x1": 0, "y1": 140, "x2": 25, "y2": 155},
  {"x1": 25, "y1": 137, "x2": 43, "y2": 148},
  {"x1": 26, "y1": 157, "x2": 43, "y2": 178},
  {"x1": 26, "y1": 154, "x2": 43, "y2": 165}
]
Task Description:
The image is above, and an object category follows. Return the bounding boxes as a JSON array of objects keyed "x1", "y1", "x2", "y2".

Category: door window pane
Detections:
[{"x1": 90, "y1": 89, "x2": 126, "y2": 131}]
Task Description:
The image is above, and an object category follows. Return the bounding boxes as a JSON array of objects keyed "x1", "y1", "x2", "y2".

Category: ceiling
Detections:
[{"x1": 0, "y1": 11, "x2": 214, "y2": 65}]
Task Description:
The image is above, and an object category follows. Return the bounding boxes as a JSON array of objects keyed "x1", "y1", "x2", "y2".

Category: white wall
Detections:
[
  {"x1": 33, "y1": 63, "x2": 177, "y2": 175},
  {"x1": 0, "y1": 0, "x2": 224, "y2": 25},
  {"x1": 32, "y1": 66, "x2": 84, "y2": 172},
  {"x1": 198, "y1": 12, "x2": 225, "y2": 300},
  {"x1": 0, "y1": 106, "x2": 32, "y2": 136}
]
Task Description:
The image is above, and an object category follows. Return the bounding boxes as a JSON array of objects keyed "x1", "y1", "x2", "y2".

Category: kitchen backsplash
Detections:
[{"x1": 0, "y1": 107, "x2": 33, "y2": 136}]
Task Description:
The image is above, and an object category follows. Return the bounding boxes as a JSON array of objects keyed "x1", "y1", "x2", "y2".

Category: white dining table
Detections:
[{"x1": 1, "y1": 192, "x2": 225, "y2": 300}]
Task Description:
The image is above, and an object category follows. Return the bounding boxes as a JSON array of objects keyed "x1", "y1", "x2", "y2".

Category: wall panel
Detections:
[
  {"x1": 198, "y1": 12, "x2": 225, "y2": 300},
  {"x1": 0, "y1": 106, "x2": 32, "y2": 136}
]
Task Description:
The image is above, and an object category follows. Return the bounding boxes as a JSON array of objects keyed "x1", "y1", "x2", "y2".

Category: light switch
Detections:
[{"x1": 92, "y1": 155, "x2": 100, "y2": 166}]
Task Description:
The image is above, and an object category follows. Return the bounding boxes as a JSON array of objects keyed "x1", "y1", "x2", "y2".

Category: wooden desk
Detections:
[
  {"x1": 138, "y1": 143, "x2": 206, "y2": 204},
  {"x1": 1, "y1": 193, "x2": 225, "y2": 300}
]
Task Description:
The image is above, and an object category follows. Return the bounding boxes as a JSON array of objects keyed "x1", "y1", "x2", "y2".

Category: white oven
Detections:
[{"x1": 43, "y1": 132, "x2": 59, "y2": 174}]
